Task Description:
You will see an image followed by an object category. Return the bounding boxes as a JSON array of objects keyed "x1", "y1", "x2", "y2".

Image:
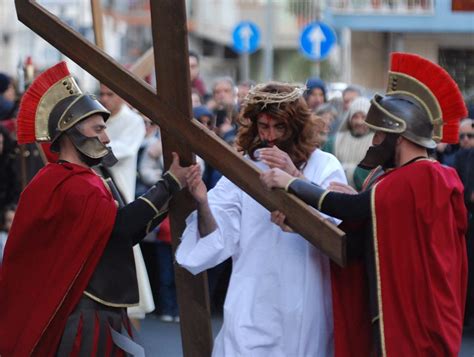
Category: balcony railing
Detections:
[{"x1": 330, "y1": 0, "x2": 434, "y2": 14}]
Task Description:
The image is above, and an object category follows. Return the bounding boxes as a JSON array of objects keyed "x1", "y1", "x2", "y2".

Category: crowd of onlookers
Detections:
[{"x1": 0, "y1": 54, "x2": 473, "y2": 325}]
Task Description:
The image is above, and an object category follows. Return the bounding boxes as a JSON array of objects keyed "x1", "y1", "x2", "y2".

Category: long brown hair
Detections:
[{"x1": 236, "y1": 82, "x2": 319, "y2": 169}]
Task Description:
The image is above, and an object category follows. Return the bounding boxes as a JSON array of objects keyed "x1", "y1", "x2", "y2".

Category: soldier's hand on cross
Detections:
[{"x1": 168, "y1": 152, "x2": 195, "y2": 189}]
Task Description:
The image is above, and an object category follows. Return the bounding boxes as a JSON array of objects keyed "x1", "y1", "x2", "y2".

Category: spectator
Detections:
[
  {"x1": 434, "y1": 117, "x2": 471, "y2": 166},
  {"x1": 304, "y1": 77, "x2": 326, "y2": 111},
  {"x1": 191, "y1": 105, "x2": 219, "y2": 189},
  {"x1": 0, "y1": 73, "x2": 17, "y2": 121},
  {"x1": 193, "y1": 105, "x2": 215, "y2": 130},
  {"x1": 99, "y1": 84, "x2": 154, "y2": 326},
  {"x1": 315, "y1": 102, "x2": 339, "y2": 147},
  {"x1": 328, "y1": 85, "x2": 363, "y2": 137},
  {"x1": 454, "y1": 118, "x2": 474, "y2": 327},
  {"x1": 342, "y1": 85, "x2": 362, "y2": 113},
  {"x1": 0, "y1": 203, "x2": 15, "y2": 265},
  {"x1": 459, "y1": 118, "x2": 474, "y2": 150},
  {"x1": 211, "y1": 77, "x2": 238, "y2": 146},
  {"x1": 154, "y1": 216, "x2": 179, "y2": 323},
  {"x1": 323, "y1": 97, "x2": 373, "y2": 190},
  {"x1": 0, "y1": 125, "x2": 20, "y2": 210},
  {"x1": 212, "y1": 76, "x2": 236, "y2": 110},
  {"x1": 236, "y1": 79, "x2": 255, "y2": 110},
  {"x1": 136, "y1": 117, "x2": 160, "y2": 197},
  {"x1": 189, "y1": 51, "x2": 207, "y2": 98},
  {"x1": 191, "y1": 89, "x2": 202, "y2": 107},
  {"x1": 435, "y1": 142, "x2": 459, "y2": 166},
  {"x1": 99, "y1": 84, "x2": 146, "y2": 202},
  {"x1": 136, "y1": 126, "x2": 179, "y2": 324}
]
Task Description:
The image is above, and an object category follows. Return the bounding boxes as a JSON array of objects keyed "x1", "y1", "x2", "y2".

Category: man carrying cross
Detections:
[
  {"x1": 0, "y1": 62, "x2": 195, "y2": 356},
  {"x1": 176, "y1": 82, "x2": 347, "y2": 356}
]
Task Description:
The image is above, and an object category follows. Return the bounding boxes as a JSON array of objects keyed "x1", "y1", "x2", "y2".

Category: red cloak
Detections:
[
  {"x1": 372, "y1": 160, "x2": 467, "y2": 356},
  {"x1": 0, "y1": 162, "x2": 117, "y2": 356},
  {"x1": 330, "y1": 160, "x2": 467, "y2": 356},
  {"x1": 331, "y1": 259, "x2": 373, "y2": 357}
]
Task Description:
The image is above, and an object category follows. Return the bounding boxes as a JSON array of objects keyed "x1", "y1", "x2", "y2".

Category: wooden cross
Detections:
[{"x1": 15, "y1": 1, "x2": 347, "y2": 355}]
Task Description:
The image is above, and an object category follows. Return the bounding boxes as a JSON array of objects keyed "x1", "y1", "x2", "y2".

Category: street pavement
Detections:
[
  {"x1": 140, "y1": 314, "x2": 222, "y2": 356},
  {"x1": 139, "y1": 314, "x2": 474, "y2": 356}
]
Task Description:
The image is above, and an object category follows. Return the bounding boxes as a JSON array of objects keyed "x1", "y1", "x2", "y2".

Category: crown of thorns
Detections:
[{"x1": 244, "y1": 83, "x2": 306, "y2": 109}]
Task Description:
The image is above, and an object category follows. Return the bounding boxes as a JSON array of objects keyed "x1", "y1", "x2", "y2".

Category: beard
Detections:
[{"x1": 358, "y1": 133, "x2": 398, "y2": 170}]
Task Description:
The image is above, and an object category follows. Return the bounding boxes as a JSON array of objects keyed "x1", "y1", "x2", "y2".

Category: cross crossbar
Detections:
[{"x1": 15, "y1": 0, "x2": 346, "y2": 266}]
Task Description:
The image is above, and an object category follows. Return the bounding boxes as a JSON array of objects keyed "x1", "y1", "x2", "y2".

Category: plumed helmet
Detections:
[
  {"x1": 48, "y1": 93, "x2": 109, "y2": 152},
  {"x1": 365, "y1": 53, "x2": 467, "y2": 148},
  {"x1": 17, "y1": 61, "x2": 110, "y2": 145}
]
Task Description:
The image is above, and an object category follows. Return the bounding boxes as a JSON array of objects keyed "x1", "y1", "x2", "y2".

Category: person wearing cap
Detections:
[
  {"x1": 0, "y1": 62, "x2": 195, "y2": 356},
  {"x1": 0, "y1": 72, "x2": 16, "y2": 121},
  {"x1": 304, "y1": 77, "x2": 326, "y2": 112},
  {"x1": 177, "y1": 82, "x2": 346, "y2": 356},
  {"x1": 454, "y1": 118, "x2": 474, "y2": 327},
  {"x1": 193, "y1": 105, "x2": 215, "y2": 130},
  {"x1": 261, "y1": 53, "x2": 468, "y2": 356},
  {"x1": 324, "y1": 97, "x2": 374, "y2": 190}
]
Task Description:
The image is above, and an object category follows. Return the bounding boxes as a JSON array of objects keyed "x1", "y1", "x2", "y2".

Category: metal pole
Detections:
[
  {"x1": 313, "y1": 0, "x2": 321, "y2": 77},
  {"x1": 342, "y1": 27, "x2": 351, "y2": 83},
  {"x1": 263, "y1": 0, "x2": 274, "y2": 81},
  {"x1": 313, "y1": 62, "x2": 320, "y2": 77},
  {"x1": 241, "y1": 52, "x2": 250, "y2": 81}
]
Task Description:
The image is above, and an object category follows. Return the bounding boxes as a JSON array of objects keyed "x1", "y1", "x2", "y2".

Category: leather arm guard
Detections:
[
  {"x1": 112, "y1": 172, "x2": 181, "y2": 245},
  {"x1": 86, "y1": 172, "x2": 182, "y2": 306},
  {"x1": 287, "y1": 179, "x2": 371, "y2": 221},
  {"x1": 288, "y1": 179, "x2": 328, "y2": 211}
]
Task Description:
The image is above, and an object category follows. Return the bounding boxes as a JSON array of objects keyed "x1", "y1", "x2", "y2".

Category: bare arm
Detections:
[
  {"x1": 196, "y1": 200, "x2": 218, "y2": 237},
  {"x1": 186, "y1": 165, "x2": 218, "y2": 237}
]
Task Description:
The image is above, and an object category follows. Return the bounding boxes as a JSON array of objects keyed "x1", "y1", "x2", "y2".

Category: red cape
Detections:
[
  {"x1": 372, "y1": 160, "x2": 467, "y2": 356},
  {"x1": 0, "y1": 162, "x2": 117, "y2": 356},
  {"x1": 331, "y1": 259, "x2": 373, "y2": 357}
]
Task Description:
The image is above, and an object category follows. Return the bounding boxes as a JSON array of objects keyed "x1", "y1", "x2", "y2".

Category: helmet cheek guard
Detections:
[{"x1": 365, "y1": 93, "x2": 436, "y2": 149}]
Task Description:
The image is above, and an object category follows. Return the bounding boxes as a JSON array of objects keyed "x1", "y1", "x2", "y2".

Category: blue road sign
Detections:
[
  {"x1": 232, "y1": 21, "x2": 260, "y2": 54},
  {"x1": 299, "y1": 22, "x2": 337, "y2": 61}
]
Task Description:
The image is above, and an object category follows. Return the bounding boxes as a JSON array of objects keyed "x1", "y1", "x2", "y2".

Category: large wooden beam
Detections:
[
  {"x1": 90, "y1": 3, "x2": 212, "y2": 354},
  {"x1": 90, "y1": 0, "x2": 104, "y2": 50},
  {"x1": 129, "y1": 48, "x2": 154, "y2": 80},
  {"x1": 14, "y1": 0, "x2": 347, "y2": 267},
  {"x1": 150, "y1": 1, "x2": 213, "y2": 356}
]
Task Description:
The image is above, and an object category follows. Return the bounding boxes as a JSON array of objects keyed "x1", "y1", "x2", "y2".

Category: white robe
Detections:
[
  {"x1": 176, "y1": 149, "x2": 347, "y2": 357},
  {"x1": 105, "y1": 104, "x2": 155, "y2": 318},
  {"x1": 106, "y1": 104, "x2": 145, "y2": 203}
]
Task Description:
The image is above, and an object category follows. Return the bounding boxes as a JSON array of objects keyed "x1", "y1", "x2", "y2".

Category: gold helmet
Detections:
[
  {"x1": 365, "y1": 52, "x2": 467, "y2": 148},
  {"x1": 17, "y1": 62, "x2": 115, "y2": 166}
]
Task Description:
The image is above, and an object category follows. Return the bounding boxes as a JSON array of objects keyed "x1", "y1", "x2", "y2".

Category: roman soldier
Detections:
[{"x1": 0, "y1": 62, "x2": 194, "y2": 356}]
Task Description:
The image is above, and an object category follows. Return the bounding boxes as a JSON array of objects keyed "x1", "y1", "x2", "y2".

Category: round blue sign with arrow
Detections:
[
  {"x1": 232, "y1": 21, "x2": 261, "y2": 54},
  {"x1": 299, "y1": 22, "x2": 337, "y2": 61}
]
